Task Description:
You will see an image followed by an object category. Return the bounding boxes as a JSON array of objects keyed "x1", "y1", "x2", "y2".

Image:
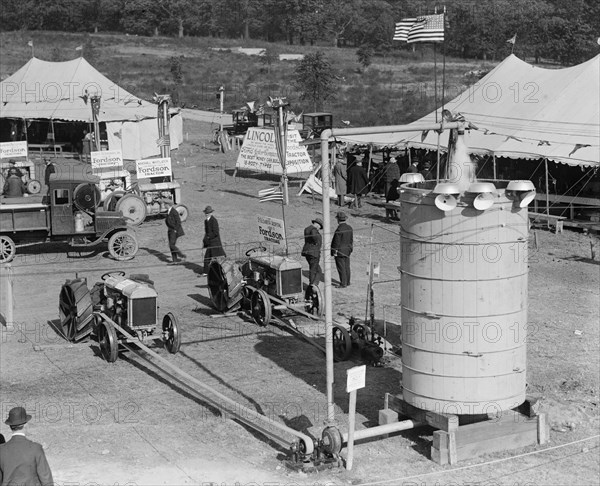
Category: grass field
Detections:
[{"x1": 0, "y1": 30, "x2": 496, "y2": 126}]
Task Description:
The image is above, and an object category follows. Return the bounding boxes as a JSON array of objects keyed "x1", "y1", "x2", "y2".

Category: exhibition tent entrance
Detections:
[{"x1": 0, "y1": 56, "x2": 182, "y2": 160}]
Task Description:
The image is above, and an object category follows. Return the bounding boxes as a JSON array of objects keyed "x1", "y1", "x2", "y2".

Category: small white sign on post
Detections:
[
  {"x1": 0, "y1": 141, "x2": 28, "y2": 159},
  {"x1": 257, "y1": 215, "x2": 286, "y2": 247},
  {"x1": 91, "y1": 150, "x2": 124, "y2": 172},
  {"x1": 136, "y1": 157, "x2": 172, "y2": 179},
  {"x1": 346, "y1": 365, "x2": 366, "y2": 393}
]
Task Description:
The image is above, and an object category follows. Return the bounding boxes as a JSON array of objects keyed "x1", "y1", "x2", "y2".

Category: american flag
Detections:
[
  {"x1": 394, "y1": 14, "x2": 445, "y2": 43},
  {"x1": 258, "y1": 186, "x2": 284, "y2": 203}
]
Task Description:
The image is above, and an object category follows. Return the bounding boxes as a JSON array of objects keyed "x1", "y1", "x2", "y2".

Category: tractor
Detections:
[
  {"x1": 207, "y1": 246, "x2": 323, "y2": 326},
  {"x1": 58, "y1": 272, "x2": 181, "y2": 362}
]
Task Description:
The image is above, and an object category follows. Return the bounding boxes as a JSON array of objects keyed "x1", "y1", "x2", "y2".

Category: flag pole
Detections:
[{"x1": 433, "y1": 43, "x2": 438, "y2": 123}]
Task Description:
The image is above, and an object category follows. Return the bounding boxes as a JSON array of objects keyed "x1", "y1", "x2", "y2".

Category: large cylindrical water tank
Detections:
[{"x1": 400, "y1": 181, "x2": 530, "y2": 415}]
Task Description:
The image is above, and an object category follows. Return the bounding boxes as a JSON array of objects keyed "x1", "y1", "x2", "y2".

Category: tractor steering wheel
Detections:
[
  {"x1": 101, "y1": 271, "x2": 126, "y2": 281},
  {"x1": 245, "y1": 245, "x2": 267, "y2": 256}
]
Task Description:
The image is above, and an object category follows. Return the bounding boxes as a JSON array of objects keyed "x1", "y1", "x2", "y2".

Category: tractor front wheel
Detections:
[
  {"x1": 162, "y1": 312, "x2": 181, "y2": 354},
  {"x1": 250, "y1": 289, "x2": 271, "y2": 327},
  {"x1": 97, "y1": 317, "x2": 119, "y2": 363}
]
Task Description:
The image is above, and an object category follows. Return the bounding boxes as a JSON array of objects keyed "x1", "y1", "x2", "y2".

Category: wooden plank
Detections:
[
  {"x1": 455, "y1": 423, "x2": 538, "y2": 462},
  {"x1": 386, "y1": 393, "x2": 458, "y2": 432},
  {"x1": 538, "y1": 413, "x2": 549, "y2": 445}
]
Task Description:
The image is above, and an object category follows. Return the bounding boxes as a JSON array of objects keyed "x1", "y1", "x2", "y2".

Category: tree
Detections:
[
  {"x1": 356, "y1": 45, "x2": 374, "y2": 71},
  {"x1": 320, "y1": 0, "x2": 362, "y2": 47},
  {"x1": 260, "y1": 47, "x2": 278, "y2": 74},
  {"x1": 294, "y1": 51, "x2": 338, "y2": 112}
]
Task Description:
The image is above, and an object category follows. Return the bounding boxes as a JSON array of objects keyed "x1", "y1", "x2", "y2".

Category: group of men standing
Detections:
[{"x1": 302, "y1": 211, "x2": 353, "y2": 289}]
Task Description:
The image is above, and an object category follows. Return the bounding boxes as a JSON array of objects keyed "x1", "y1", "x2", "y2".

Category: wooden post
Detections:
[
  {"x1": 346, "y1": 389, "x2": 357, "y2": 471},
  {"x1": 493, "y1": 154, "x2": 497, "y2": 179},
  {"x1": 0, "y1": 265, "x2": 14, "y2": 331}
]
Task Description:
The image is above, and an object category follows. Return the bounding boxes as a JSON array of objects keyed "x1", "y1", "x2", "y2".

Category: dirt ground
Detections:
[{"x1": 1, "y1": 117, "x2": 599, "y2": 486}]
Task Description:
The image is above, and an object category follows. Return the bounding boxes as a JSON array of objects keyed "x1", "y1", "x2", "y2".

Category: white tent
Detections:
[
  {"x1": 0, "y1": 57, "x2": 183, "y2": 160},
  {"x1": 333, "y1": 54, "x2": 599, "y2": 169}
]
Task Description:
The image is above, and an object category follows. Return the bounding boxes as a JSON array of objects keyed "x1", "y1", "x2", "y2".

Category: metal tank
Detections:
[{"x1": 399, "y1": 135, "x2": 534, "y2": 415}]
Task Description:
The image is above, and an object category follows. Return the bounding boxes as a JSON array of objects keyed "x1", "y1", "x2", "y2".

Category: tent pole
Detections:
[
  {"x1": 493, "y1": 154, "x2": 497, "y2": 179},
  {"x1": 436, "y1": 132, "x2": 441, "y2": 181},
  {"x1": 51, "y1": 118, "x2": 57, "y2": 158},
  {"x1": 545, "y1": 158, "x2": 550, "y2": 228}
]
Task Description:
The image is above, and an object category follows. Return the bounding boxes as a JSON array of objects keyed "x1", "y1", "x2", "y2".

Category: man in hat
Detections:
[
  {"x1": 420, "y1": 160, "x2": 434, "y2": 180},
  {"x1": 301, "y1": 217, "x2": 323, "y2": 286},
  {"x1": 43, "y1": 157, "x2": 56, "y2": 188},
  {"x1": 0, "y1": 406, "x2": 54, "y2": 485},
  {"x1": 384, "y1": 156, "x2": 400, "y2": 197},
  {"x1": 2, "y1": 171, "x2": 26, "y2": 197},
  {"x1": 331, "y1": 211, "x2": 353, "y2": 288},
  {"x1": 347, "y1": 160, "x2": 369, "y2": 209},
  {"x1": 202, "y1": 205, "x2": 226, "y2": 275},
  {"x1": 163, "y1": 198, "x2": 187, "y2": 263}
]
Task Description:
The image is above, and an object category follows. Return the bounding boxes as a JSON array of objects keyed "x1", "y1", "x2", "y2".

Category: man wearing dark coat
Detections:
[
  {"x1": 384, "y1": 156, "x2": 401, "y2": 197},
  {"x1": 203, "y1": 205, "x2": 226, "y2": 274},
  {"x1": 331, "y1": 211, "x2": 353, "y2": 288},
  {"x1": 347, "y1": 160, "x2": 369, "y2": 208},
  {"x1": 0, "y1": 406, "x2": 54, "y2": 486},
  {"x1": 164, "y1": 198, "x2": 186, "y2": 263},
  {"x1": 301, "y1": 217, "x2": 323, "y2": 286},
  {"x1": 2, "y1": 173, "x2": 25, "y2": 197}
]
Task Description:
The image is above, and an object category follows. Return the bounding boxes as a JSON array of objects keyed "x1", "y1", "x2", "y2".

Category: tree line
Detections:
[{"x1": 1, "y1": 0, "x2": 598, "y2": 65}]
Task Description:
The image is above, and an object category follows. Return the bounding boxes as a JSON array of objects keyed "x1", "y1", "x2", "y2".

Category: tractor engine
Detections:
[
  {"x1": 95, "y1": 274, "x2": 158, "y2": 337},
  {"x1": 241, "y1": 255, "x2": 303, "y2": 302},
  {"x1": 138, "y1": 181, "x2": 182, "y2": 216}
]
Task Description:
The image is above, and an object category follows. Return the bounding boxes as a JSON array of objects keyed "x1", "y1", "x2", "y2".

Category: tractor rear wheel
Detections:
[
  {"x1": 97, "y1": 317, "x2": 118, "y2": 362},
  {"x1": 207, "y1": 259, "x2": 243, "y2": 312},
  {"x1": 162, "y1": 312, "x2": 181, "y2": 354},
  {"x1": 108, "y1": 231, "x2": 138, "y2": 261},
  {"x1": 103, "y1": 190, "x2": 126, "y2": 211},
  {"x1": 333, "y1": 325, "x2": 352, "y2": 361},
  {"x1": 58, "y1": 279, "x2": 94, "y2": 342},
  {"x1": 116, "y1": 194, "x2": 147, "y2": 226},
  {"x1": 251, "y1": 289, "x2": 271, "y2": 327},
  {"x1": 0, "y1": 235, "x2": 16, "y2": 263}
]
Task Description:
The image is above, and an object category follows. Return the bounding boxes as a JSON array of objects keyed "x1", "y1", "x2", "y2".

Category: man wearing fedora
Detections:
[
  {"x1": 163, "y1": 198, "x2": 187, "y2": 263},
  {"x1": 301, "y1": 217, "x2": 323, "y2": 286},
  {"x1": 331, "y1": 211, "x2": 353, "y2": 288},
  {"x1": 0, "y1": 406, "x2": 54, "y2": 485},
  {"x1": 202, "y1": 205, "x2": 226, "y2": 275}
]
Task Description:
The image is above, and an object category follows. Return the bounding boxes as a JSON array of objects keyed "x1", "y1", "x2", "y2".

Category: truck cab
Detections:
[{"x1": 301, "y1": 113, "x2": 333, "y2": 139}]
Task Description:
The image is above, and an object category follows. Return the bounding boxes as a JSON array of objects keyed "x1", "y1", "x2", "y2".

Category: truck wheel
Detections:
[
  {"x1": 175, "y1": 204, "x2": 189, "y2": 222},
  {"x1": 0, "y1": 236, "x2": 16, "y2": 263},
  {"x1": 116, "y1": 194, "x2": 147, "y2": 226},
  {"x1": 108, "y1": 231, "x2": 138, "y2": 261},
  {"x1": 27, "y1": 179, "x2": 42, "y2": 194}
]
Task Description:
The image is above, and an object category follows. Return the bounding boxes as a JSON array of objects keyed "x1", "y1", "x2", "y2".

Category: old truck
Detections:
[{"x1": 0, "y1": 173, "x2": 138, "y2": 263}]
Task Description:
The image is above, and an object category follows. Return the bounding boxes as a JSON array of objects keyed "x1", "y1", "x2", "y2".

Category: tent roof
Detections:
[
  {"x1": 0, "y1": 57, "x2": 157, "y2": 122},
  {"x1": 334, "y1": 54, "x2": 600, "y2": 168}
]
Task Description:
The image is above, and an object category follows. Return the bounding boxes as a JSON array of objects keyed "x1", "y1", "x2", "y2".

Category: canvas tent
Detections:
[
  {"x1": 333, "y1": 54, "x2": 599, "y2": 169},
  {"x1": 0, "y1": 57, "x2": 183, "y2": 160}
]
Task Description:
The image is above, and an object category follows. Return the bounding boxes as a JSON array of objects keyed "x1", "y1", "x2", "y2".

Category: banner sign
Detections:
[
  {"x1": 91, "y1": 150, "x2": 123, "y2": 172},
  {"x1": 257, "y1": 215, "x2": 286, "y2": 246},
  {"x1": 236, "y1": 128, "x2": 312, "y2": 175},
  {"x1": 0, "y1": 141, "x2": 27, "y2": 159},
  {"x1": 136, "y1": 157, "x2": 172, "y2": 179}
]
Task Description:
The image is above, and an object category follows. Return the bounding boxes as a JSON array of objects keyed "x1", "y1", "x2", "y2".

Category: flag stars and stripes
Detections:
[{"x1": 394, "y1": 14, "x2": 445, "y2": 43}]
